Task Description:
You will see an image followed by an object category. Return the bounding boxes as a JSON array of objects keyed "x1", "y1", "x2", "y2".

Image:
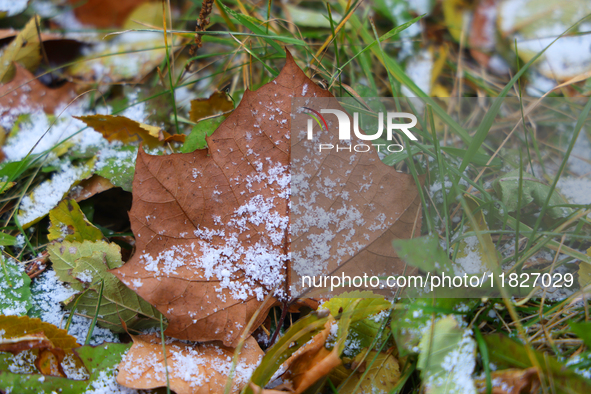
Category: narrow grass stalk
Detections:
[
  {"x1": 84, "y1": 279, "x2": 104, "y2": 346},
  {"x1": 160, "y1": 314, "x2": 171, "y2": 394}
]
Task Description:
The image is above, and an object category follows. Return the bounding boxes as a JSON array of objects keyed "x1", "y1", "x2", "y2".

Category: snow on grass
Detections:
[
  {"x1": 84, "y1": 365, "x2": 139, "y2": 394},
  {"x1": 0, "y1": 0, "x2": 28, "y2": 17},
  {"x1": 558, "y1": 177, "x2": 591, "y2": 206},
  {"x1": 17, "y1": 161, "x2": 90, "y2": 226},
  {"x1": 5, "y1": 97, "x2": 154, "y2": 225},
  {"x1": 30, "y1": 269, "x2": 119, "y2": 346},
  {"x1": 402, "y1": 50, "x2": 433, "y2": 97},
  {"x1": 0, "y1": 257, "x2": 30, "y2": 316}
]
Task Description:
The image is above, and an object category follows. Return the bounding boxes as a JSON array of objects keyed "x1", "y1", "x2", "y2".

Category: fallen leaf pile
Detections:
[{"x1": 0, "y1": 315, "x2": 131, "y2": 392}]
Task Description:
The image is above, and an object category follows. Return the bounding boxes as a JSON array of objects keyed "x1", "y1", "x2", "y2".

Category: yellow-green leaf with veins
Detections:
[
  {"x1": 47, "y1": 240, "x2": 162, "y2": 332},
  {"x1": 47, "y1": 240, "x2": 121, "y2": 291},
  {"x1": 48, "y1": 200, "x2": 103, "y2": 243},
  {"x1": 0, "y1": 15, "x2": 42, "y2": 83}
]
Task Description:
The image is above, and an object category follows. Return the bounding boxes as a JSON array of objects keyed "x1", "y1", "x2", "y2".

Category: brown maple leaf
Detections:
[
  {"x1": 0, "y1": 63, "x2": 76, "y2": 117},
  {"x1": 117, "y1": 334, "x2": 263, "y2": 393},
  {"x1": 68, "y1": 0, "x2": 150, "y2": 28},
  {"x1": 112, "y1": 51, "x2": 421, "y2": 346}
]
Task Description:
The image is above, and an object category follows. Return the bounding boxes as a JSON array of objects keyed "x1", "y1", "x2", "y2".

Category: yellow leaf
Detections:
[
  {"x1": 0, "y1": 15, "x2": 42, "y2": 83},
  {"x1": 74, "y1": 114, "x2": 172, "y2": 149},
  {"x1": 0, "y1": 315, "x2": 79, "y2": 350},
  {"x1": 442, "y1": 0, "x2": 471, "y2": 42},
  {"x1": 0, "y1": 181, "x2": 15, "y2": 194},
  {"x1": 123, "y1": 1, "x2": 167, "y2": 30}
]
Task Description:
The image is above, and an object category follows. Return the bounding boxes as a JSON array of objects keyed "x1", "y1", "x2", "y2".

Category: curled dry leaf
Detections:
[
  {"x1": 279, "y1": 319, "x2": 342, "y2": 393},
  {"x1": 68, "y1": 175, "x2": 116, "y2": 203},
  {"x1": 116, "y1": 334, "x2": 263, "y2": 394},
  {"x1": 189, "y1": 91, "x2": 235, "y2": 123},
  {"x1": 0, "y1": 315, "x2": 79, "y2": 350},
  {"x1": 0, "y1": 332, "x2": 53, "y2": 354},
  {"x1": 68, "y1": 0, "x2": 150, "y2": 28},
  {"x1": 75, "y1": 114, "x2": 175, "y2": 149},
  {"x1": 475, "y1": 368, "x2": 540, "y2": 394},
  {"x1": 111, "y1": 51, "x2": 420, "y2": 346}
]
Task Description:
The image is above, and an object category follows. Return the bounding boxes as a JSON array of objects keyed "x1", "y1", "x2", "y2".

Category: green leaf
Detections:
[
  {"x1": 0, "y1": 181, "x2": 15, "y2": 194},
  {"x1": 321, "y1": 291, "x2": 393, "y2": 354},
  {"x1": 321, "y1": 290, "x2": 391, "y2": 323},
  {"x1": 417, "y1": 315, "x2": 477, "y2": 393},
  {"x1": 0, "y1": 257, "x2": 32, "y2": 316},
  {"x1": 570, "y1": 321, "x2": 591, "y2": 348},
  {"x1": 392, "y1": 234, "x2": 454, "y2": 273},
  {"x1": 218, "y1": 2, "x2": 285, "y2": 56},
  {"x1": 47, "y1": 240, "x2": 162, "y2": 332},
  {"x1": 95, "y1": 145, "x2": 137, "y2": 192},
  {"x1": 0, "y1": 342, "x2": 131, "y2": 394},
  {"x1": 180, "y1": 117, "x2": 225, "y2": 153},
  {"x1": 284, "y1": 4, "x2": 344, "y2": 29},
  {"x1": 484, "y1": 334, "x2": 591, "y2": 393},
  {"x1": 392, "y1": 298, "x2": 475, "y2": 356},
  {"x1": 578, "y1": 261, "x2": 591, "y2": 289},
  {"x1": 48, "y1": 200, "x2": 103, "y2": 243},
  {"x1": 440, "y1": 146, "x2": 502, "y2": 168},
  {"x1": 494, "y1": 169, "x2": 570, "y2": 220},
  {"x1": 0, "y1": 232, "x2": 16, "y2": 246}
]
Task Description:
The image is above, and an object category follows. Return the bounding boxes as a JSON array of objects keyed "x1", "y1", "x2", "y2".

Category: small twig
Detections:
[{"x1": 268, "y1": 299, "x2": 289, "y2": 346}]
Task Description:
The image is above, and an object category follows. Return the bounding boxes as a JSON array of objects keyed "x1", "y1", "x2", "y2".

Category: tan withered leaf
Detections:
[
  {"x1": 112, "y1": 51, "x2": 420, "y2": 346},
  {"x1": 475, "y1": 368, "x2": 540, "y2": 394},
  {"x1": 116, "y1": 334, "x2": 263, "y2": 393},
  {"x1": 68, "y1": 0, "x2": 149, "y2": 28},
  {"x1": 280, "y1": 319, "x2": 342, "y2": 393},
  {"x1": 189, "y1": 91, "x2": 234, "y2": 123},
  {"x1": 74, "y1": 115, "x2": 174, "y2": 149},
  {"x1": 0, "y1": 332, "x2": 53, "y2": 354}
]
